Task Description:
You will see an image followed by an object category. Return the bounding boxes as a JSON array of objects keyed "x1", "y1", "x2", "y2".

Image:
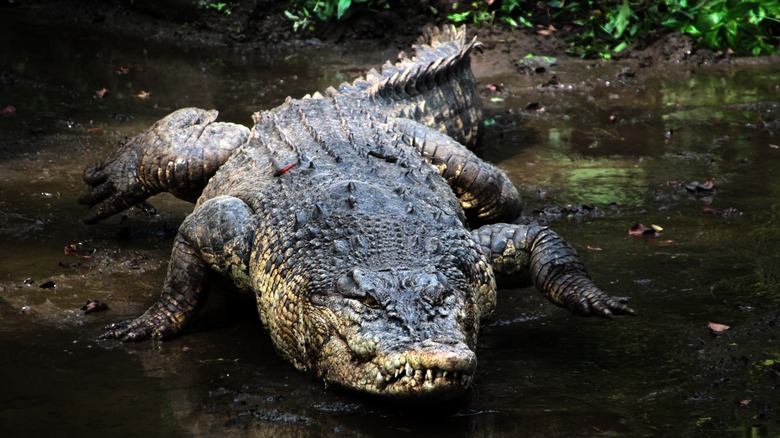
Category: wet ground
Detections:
[{"x1": 2, "y1": 6, "x2": 780, "y2": 437}]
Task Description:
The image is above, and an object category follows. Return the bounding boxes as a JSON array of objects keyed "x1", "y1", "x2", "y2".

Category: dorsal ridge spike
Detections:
[
  {"x1": 314, "y1": 203, "x2": 327, "y2": 218},
  {"x1": 314, "y1": 25, "x2": 476, "y2": 102},
  {"x1": 368, "y1": 29, "x2": 478, "y2": 103}
]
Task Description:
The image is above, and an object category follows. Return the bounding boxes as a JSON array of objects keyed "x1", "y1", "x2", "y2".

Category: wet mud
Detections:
[{"x1": 2, "y1": 2, "x2": 780, "y2": 436}]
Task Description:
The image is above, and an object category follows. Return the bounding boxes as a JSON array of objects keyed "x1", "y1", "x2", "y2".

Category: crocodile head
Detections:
[{"x1": 285, "y1": 262, "x2": 489, "y2": 400}]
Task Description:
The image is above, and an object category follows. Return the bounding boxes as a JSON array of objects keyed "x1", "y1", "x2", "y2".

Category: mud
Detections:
[{"x1": 2, "y1": 1, "x2": 780, "y2": 436}]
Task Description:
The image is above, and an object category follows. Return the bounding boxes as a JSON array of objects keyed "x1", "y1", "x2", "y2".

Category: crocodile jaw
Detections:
[{"x1": 318, "y1": 336, "x2": 477, "y2": 399}]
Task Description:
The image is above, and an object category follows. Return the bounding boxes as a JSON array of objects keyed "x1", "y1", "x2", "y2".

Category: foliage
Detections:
[
  {"x1": 548, "y1": 0, "x2": 642, "y2": 58},
  {"x1": 660, "y1": 0, "x2": 780, "y2": 56},
  {"x1": 285, "y1": 0, "x2": 388, "y2": 32},
  {"x1": 207, "y1": 2, "x2": 232, "y2": 16},
  {"x1": 447, "y1": 1, "x2": 533, "y2": 28},
  {"x1": 281, "y1": 0, "x2": 779, "y2": 57},
  {"x1": 548, "y1": 0, "x2": 780, "y2": 57}
]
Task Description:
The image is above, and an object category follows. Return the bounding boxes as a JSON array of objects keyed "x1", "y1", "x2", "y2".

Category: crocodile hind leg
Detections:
[
  {"x1": 394, "y1": 118, "x2": 522, "y2": 225},
  {"x1": 100, "y1": 196, "x2": 254, "y2": 341},
  {"x1": 472, "y1": 223, "x2": 634, "y2": 317},
  {"x1": 79, "y1": 108, "x2": 250, "y2": 224}
]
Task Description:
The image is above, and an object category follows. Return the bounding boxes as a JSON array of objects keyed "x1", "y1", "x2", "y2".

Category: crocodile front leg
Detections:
[
  {"x1": 100, "y1": 195, "x2": 254, "y2": 341},
  {"x1": 394, "y1": 118, "x2": 522, "y2": 225},
  {"x1": 79, "y1": 108, "x2": 250, "y2": 224},
  {"x1": 472, "y1": 223, "x2": 634, "y2": 317}
]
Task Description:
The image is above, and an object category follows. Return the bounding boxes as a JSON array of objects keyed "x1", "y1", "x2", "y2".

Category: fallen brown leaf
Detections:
[{"x1": 707, "y1": 322, "x2": 730, "y2": 333}]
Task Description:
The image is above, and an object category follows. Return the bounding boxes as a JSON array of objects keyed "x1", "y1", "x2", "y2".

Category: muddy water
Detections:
[{"x1": 2, "y1": 12, "x2": 780, "y2": 437}]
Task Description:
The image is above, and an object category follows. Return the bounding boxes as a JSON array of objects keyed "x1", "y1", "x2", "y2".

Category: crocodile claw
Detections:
[
  {"x1": 98, "y1": 317, "x2": 174, "y2": 342},
  {"x1": 567, "y1": 288, "x2": 635, "y2": 318},
  {"x1": 79, "y1": 143, "x2": 154, "y2": 224}
]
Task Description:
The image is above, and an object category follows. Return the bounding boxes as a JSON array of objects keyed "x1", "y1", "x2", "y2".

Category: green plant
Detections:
[
  {"x1": 447, "y1": 1, "x2": 533, "y2": 28},
  {"x1": 549, "y1": 0, "x2": 779, "y2": 58},
  {"x1": 285, "y1": 0, "x2": 388, "y2": 32},
  {"x1": 662, "y1": 0, "x2": 780, "y2": 55},
  {"x1": 548, "y1": 0, "x2": 652, "y2": 58},
  {"x1": 207, "y1": 2, "x2": 232, "y2": 16},
  {"x1": 281, "y1": 0, "x2": 778, "y2": 56}
]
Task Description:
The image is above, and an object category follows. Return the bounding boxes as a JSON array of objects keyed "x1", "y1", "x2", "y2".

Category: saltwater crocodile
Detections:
[{"x1": 81, "y1": 26, "x2": 633, "y2": 399}]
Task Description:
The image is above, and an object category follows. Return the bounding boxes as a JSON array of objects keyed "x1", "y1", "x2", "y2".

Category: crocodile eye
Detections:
[
  {"x1": 356, "y1": 294, "x2": 380, "y2": 309},
  {"x1": 335, "y1": 269, "x2": 383, "y2": 309}
]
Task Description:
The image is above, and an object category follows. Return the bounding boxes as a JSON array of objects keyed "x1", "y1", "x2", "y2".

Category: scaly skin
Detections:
[{"x1": 84, "y1": 26, "x2": 633, "y2": 400}]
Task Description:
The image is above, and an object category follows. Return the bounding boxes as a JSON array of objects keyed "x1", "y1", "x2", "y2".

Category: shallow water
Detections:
[{"x1": 2, "y1": 10, "x2": 780, "y2": 437}]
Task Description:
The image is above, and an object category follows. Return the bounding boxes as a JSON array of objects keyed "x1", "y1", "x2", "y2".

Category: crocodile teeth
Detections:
[
  {"x1": 405, "y1": 362, "x2": 413, "y2": 377},
  {"x1": 425, "y1": 369, "x2": 433, "y2": 382},
  {"x1": 414, "y1": 369, "x2": 422, "y2": 381},
  {"x1": 375, "y1": 371, "x2": 384, "y2": 385}
]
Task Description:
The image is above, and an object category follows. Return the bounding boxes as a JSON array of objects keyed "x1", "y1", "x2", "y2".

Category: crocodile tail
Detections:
[{"x1": 329, "y1": 25, "x2": 484, "y2": 148}]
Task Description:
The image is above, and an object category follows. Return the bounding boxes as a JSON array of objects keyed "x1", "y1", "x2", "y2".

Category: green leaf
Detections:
[
  {"x1": 447, "y1": 11, "x2": 471, "y2": 23},
  {"x1": 613, "y1": 41, "x2": 628, "y2": 52},
  {"x1": 696, "y1": 12, "x2": 724, "y2": 32},
  {"x1": 337, "y1": 0, "x2": 352, "y2": 20},
  {"x1": 502, "y1": 16, "x2": 519, "y2": 28},
  {"x1": 611, "y1": 0, "x2": 634, "y2": 38}
]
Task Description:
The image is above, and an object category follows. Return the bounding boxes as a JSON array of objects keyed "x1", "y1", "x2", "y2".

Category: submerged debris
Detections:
[
  {"x1": 684, "y1": 178, "x2": 716, "y2": 194},
  {"x1": 81, "y1": 300, "x2": 109, "y2": 314},
  {"x1": 702, "y1": 206, "x2": 742, "y2": 218},
  {"x1": 64, "y1": 243, "x2": 93, "y2": 259},
  {"x1": 629, "y1": 223, "x2": 663, "y2": 237},
  {"x1": 533, "y1": 203, "x2": 603, "y2": 222},
  {"x1": 94, "y1": 87, "x2": 109, "y2": 99}
]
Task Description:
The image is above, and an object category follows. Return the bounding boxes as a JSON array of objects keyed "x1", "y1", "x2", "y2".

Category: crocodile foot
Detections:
[{"x1": 98, "y1": 312, "x2": 177, "y2": 342}]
